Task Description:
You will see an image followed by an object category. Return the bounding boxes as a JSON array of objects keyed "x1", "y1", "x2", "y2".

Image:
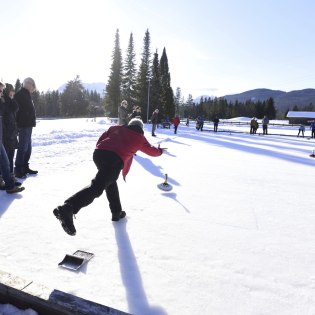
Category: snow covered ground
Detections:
[{"x1": 1, "y1": 117, "x2": 315, "y2": 315}]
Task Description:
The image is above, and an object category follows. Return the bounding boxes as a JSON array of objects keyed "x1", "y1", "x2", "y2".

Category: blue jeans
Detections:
[
  {"x1": 15, "y1": 127, "x2": 33, "y2": 170},
  {"x1": 0, "y1": 144, "x2": 14, "y2": 190}
]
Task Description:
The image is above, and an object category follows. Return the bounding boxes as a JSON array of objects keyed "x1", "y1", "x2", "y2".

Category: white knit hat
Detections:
[{"x1": 128, "y1": 118, "x2": 144, "y2": 129}]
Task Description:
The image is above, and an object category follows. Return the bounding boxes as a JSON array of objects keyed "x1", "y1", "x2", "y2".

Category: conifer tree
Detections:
[
  {"x1": 149, "y1": 49, "x2": 162, "y2": 120},
  {"x1": 136, "y1": 29, "x2": 151, "y2": 122},
  {"x1": 122, "y1": 33, "x2": 137, "y2": 109},
  {"x1": 105, "y1": 29, "x2": 123, "y2": 117},
  {"x1": 174, "y1": 87, "x2": 183, "y2": 115},
  {"x1": 264, "y1": 97, "x2": 276, "y2": 119},
  {"x1": 60, "y1": 75, "x2": 88, "y2": 117},
  {"x1": 160, "y1": 47, "x2": 174, "y2": 119},
  {"x1": 15, "y1": 78, "x2": 22, "y2": 92}
]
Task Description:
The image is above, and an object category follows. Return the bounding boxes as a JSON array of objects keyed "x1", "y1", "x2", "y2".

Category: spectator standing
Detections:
[
  {"x1": 213, "y1": 117, "x2": 219, "y2": 132},
  {"x1": 0, "y1": 81, "x2": 24, "y2": 193},
  {"x1": 2, "y1": 83, "x2": 19, "y2": 177},
  {"x1": 118, "y1": 100, "x2": 129, "y2": 125},
  {"x1": 297, "y1": 124, "x2": 305, "y2": 137},
  {"x1": 311, "y1": 121, "x2": 315, "y2": 138},
  {"x1": 14, "y1": 77, "x2": 38, "y2": 178},
  {"x1": 196, "y1": 116, "x2": 204, "y2": 131},
  {"x1": 151, "y1": 109, "x2": 159, "y2": 136},
  {"x1": 262, "y1": 115, "x2": 269, "y2": 135},
  {"x1": 130, "y1": 106, "x2": 141, "y2": 120},
  {"x1": 172, "y1": 115, "x2": 180, "y2": 134},
  {"x1": 250, "y1": 118, "x2": 256, "y2": 134}
]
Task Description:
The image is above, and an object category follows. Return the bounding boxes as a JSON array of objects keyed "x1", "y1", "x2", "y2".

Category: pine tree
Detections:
[
  {"x1": 15, "y1": 79, "x2": 22, "y2": 92},
  {"x1": 149, "y1": 49, "x2": 162, "y2": 121},
  {"x1": 60, "y1": 75, "x2": 88, "y2": 117},
  {"x1": 160, "y1": 47, "x2": 174, "y2": 120},
  {"x1": 105, "y1": 29, "x2": 123, "y2": 117},
  {"x1": 122, "y1": 33, "x2": 137, "y2": 109},
  {"x1": 264, "y1": 97, "x2": 276, "y2": 119},
  {"x1": 174, "y1": 87, "x2": 183, "y2": 115},
  {"x1": 135, "y1": 29, "x2": 151, "y2": 122}
]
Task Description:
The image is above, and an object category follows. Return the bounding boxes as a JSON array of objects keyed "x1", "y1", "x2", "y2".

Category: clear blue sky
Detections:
[{"x1": 1, "y1": 0, "x2": 315, "y2": 99}]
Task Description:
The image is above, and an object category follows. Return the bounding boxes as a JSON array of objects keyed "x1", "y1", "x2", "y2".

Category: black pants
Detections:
[
  {"x1": 263, "y1": 125, "x2": 268, "y2": 135},
  {"x1": 65, "y1": 150, "x2": 123, "y2": 216}
]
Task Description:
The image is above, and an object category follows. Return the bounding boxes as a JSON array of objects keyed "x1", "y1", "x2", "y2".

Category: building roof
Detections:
[{"x1": 286, "y1": 111, "x2": 315, "y2": 118}]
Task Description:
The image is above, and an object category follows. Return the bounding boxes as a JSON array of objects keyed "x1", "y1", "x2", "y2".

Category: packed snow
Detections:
[{"x1": 1, "y1": 117, "x2": 315, "y2": 315}]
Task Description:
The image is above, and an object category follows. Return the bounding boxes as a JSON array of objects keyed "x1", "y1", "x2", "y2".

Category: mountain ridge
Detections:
[{"x1": 222, "y1": 88, "x2": 315, "y2": 112}]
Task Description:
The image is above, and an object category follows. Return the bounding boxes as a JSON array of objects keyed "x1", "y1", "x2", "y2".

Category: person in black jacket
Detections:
[
  {"x1": 0, "y1": 81, "x2": 24, "y2": 193},
  {"x1": 14, "y1": 77, "x2": 38, "y2": 178},
  {"x1": 213, "y1": 117, "x2": 219, "y2": 132},
  {"x1": 3, "y1": 83, "x2": 19, "y2": 176},
  {"x1": 151, "y1": 109, "x2": 159, "y2": 136}
]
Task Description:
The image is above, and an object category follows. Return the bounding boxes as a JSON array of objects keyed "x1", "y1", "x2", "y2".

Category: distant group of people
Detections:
[
  {"x1": 118, "y1": 100, "x2": 181, "y2": 136},
  {"x1": 250, "y1": 116, "x2": 270, "y2": 134},
  {"x1": 195, "y1": 116, "x2": 220, "y2": 132},
  {"x1": 0, "y1": 78, "x2": 38, "y2": 194},
  {"x1": 298, "y1": 121, "x2": 315, "y2": 138}
]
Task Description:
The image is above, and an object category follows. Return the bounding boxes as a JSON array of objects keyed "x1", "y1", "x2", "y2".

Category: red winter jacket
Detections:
[
  {"x1": 172, "y1": 116, "x2": 180, "y2": 127},
  {"x1": 96, "y1": 125, "x2": 162, "y2": 179}
]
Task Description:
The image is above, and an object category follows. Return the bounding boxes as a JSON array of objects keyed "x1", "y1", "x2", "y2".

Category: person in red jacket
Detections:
[
  {"x1": 53, "y1": 118, "x2": 165, "y2": 236},
  {"x1": 172, "y1": 115, "x2": 180, "y2": 134}
]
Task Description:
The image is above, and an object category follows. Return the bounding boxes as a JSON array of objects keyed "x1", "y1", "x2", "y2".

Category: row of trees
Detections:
[
  {"x1": 178, "y1": 96, "x2": 277, "y2": 120},
  {"x1": 11, "y1": 76, "x2": 104, "y2": 118},
  {"x1": 104, "y1": 29, "x2": 175, "y2": 121}
]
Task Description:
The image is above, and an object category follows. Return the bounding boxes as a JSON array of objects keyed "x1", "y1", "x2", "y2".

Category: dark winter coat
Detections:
[
  {"x1": 14, "y1": 87, "x2": 36, "y2": 128},
  {"x1": 118, "y1": 105, "x2": 129, "y2": 125},
  {"x1": 0, "y1": 98, "x2": 4, "y2": 146},
  {"x1": 151, "y1": 111, "x2": 159, "y2": 124},
  {"x1": 96, "y1": 125, "x2": 162, "y2": 179},
  {"x1": 2, "y1": 95, "x2": 19, "y2": 150}
]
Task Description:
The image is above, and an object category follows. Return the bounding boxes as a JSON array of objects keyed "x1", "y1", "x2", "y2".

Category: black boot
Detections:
[
  {"x1": 53, "y1": 203, "x2": 76, "y2": 236},
  {"x1": 26, "y1": 166, "x2": 38, "y2": 175}
]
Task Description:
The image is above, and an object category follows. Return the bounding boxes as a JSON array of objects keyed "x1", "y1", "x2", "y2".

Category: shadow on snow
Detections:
[{"x1": 113, "y1": 220, "x2": 168, "y2": 315}]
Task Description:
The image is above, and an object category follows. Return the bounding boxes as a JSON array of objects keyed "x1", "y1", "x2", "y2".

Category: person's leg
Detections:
[
  {"x1": 65, "y1": 166, "x2": 121, "y2": 214},
  {"x1": 6, "y1": 149, "x2": 15, "y2": 174},
  {"x1": 152, "y1": 123, "x2": 156, "y2": 135},
  {"x1": 15, "y1": 128, "x2": 32, "y2": 176},
  {"x1": 0, "y1": 144, "x2": 14, "y2": 190},
  {"x1": 106, "y1": 181, "x2": 123, "y2": 218}
]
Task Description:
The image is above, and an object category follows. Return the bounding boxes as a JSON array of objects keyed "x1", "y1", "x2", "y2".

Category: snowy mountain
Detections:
[{"x1": 222, "y1": 88, "x2": 315, "y2": 111}]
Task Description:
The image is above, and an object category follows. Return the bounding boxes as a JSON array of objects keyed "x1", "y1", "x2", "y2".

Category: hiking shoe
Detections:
[
  {"x1": 112, "y1": 211, "x2": 126, "y2": 222},
  {"x1": 6, "y1": 186, "x2": 25, "y2": 194},
  {"x1": 53, "y1": 204, "x2": 76, "y2": 236}
]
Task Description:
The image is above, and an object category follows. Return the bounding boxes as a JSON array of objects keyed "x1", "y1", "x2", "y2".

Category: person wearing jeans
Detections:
[{"x1": 14, "y1": 77, "x2": 38, "y2": 178}]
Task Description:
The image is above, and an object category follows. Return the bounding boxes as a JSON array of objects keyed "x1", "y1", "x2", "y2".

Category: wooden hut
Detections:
[{"x1": 286, "y1": 111, "x2": 315, "y2": 124}]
